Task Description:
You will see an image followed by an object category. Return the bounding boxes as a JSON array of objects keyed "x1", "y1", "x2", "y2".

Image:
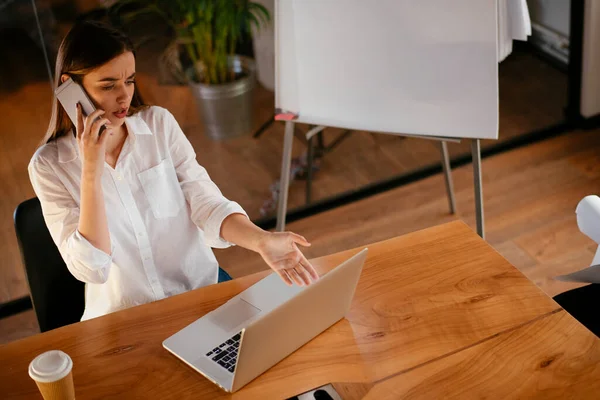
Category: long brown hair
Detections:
[{"x1": 42, "y1": 20, "x2": 148, "y2": 145}]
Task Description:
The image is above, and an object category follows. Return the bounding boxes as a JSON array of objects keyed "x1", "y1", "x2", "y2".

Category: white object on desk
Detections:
[
  {"x1": 163, "y1": 249, "x2": 368, "y2": 393},
  {"x1": 556, "y1": 195, "x2": 600, "y2": 283}
]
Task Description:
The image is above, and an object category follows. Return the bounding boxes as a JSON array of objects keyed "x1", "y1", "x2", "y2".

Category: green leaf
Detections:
[
  {"x1": 247, "y1": 13, "x2": 260, "y2": 32},
  {"x1": 249, "y1": 2, "x2": 270, "y2": 25}
]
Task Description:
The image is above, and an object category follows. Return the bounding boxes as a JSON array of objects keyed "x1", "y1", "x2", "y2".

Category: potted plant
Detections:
[{"x1": 110, "y1": 0, "x2": 270, "y2": 140}]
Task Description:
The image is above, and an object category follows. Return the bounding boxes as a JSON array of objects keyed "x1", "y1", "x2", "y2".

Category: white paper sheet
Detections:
[{"x1": 508, "y1": 0, "x2": 532, "y2": 41}]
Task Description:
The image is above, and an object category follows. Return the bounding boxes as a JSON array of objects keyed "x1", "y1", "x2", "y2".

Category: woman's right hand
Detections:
[{"x1": 76, "y1": 103, "x2": 112, "y2": 180}]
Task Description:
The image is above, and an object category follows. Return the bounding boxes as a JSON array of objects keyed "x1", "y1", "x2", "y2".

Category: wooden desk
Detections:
[{"x1": 1, "y1": 221, "x2": 599, "y2": 399}]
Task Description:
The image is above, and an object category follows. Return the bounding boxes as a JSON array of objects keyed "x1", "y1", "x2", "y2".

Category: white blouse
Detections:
[{"x1": 28, "y1": 106, "x2": 247, "y2": 321}]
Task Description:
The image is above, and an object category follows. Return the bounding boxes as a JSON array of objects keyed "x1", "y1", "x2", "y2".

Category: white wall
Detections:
[
  {"x1": 252, "y1": 0, "x2": 275, "y2": 91},
  {"x1": 581, "y1": 0, "x2": 600, "y2": 117},
  {"x1": 527, "y1": 0, "x2": 570, "y2": 36}
]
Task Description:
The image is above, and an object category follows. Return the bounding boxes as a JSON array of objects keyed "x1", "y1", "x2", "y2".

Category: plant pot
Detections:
[{"x1": 187, "y1": 56, "x2": 256, "y2": 141}]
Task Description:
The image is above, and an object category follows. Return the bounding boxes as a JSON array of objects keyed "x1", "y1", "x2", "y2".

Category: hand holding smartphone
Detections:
[{"x1": 55, "y1": 77, "x2": 106, "y2": 136}]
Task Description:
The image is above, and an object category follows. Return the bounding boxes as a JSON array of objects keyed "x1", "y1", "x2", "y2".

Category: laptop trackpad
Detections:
[{"x1": 207, "y1": 298, "x2": 262, "y2": 333}]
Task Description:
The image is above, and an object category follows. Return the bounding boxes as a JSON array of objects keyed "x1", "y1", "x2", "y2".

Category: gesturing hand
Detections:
[{"x1": 257, "y1": 232, "x2": 319, "y2": 286}]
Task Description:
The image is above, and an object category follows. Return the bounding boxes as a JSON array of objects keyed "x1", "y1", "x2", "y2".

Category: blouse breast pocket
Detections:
[{"x1": 137, "y1": 158, "x2": 186, "y2": 219}]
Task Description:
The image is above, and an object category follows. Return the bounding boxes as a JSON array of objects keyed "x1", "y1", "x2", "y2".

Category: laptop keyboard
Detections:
[{"x1": 205, "y1": 332, "x2": 241, "y2": 373}]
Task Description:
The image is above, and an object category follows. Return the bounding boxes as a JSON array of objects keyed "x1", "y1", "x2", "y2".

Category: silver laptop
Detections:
[{"x1": 163, "y1": 248, "x2": 368, "y2": 393}]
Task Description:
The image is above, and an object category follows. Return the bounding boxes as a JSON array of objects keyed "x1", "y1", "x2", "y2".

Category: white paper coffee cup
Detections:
[{"x1": 29, "y1": 350, "x2": 75, "y2": 400}]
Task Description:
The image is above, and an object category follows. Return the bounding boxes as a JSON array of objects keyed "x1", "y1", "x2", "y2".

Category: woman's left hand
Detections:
[{"x1": 257, "y1": 232, "x2": 319, "y2": 286}]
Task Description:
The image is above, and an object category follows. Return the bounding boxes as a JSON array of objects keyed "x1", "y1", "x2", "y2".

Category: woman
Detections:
[{"x1": 29, "y1": 20, "x2": 318, "y2": 321}]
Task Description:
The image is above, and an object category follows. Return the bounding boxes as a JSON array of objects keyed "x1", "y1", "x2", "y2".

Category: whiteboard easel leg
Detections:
[
  {"x1": 306, "y1": 134, "x2": 315, "y2": 205},
  {"x1": 276, "y1": 121, "x2": 295, "y2": 232},
  {"x1": 439, "y1": 141, "x2": 457, "y2": 214},
  {"x1": 471, "y1": 139, "x2": 485, "y2": 239}
]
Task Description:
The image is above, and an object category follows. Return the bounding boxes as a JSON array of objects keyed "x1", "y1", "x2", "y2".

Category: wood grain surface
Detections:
[{"x1": 3, "y1": 221, "x2": 595, "y2": 399}]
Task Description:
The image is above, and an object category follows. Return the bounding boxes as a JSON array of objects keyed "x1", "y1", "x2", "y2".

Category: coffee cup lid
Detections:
[{"x1": 29, "y1": 350, "x2": 73, "y2": 383}]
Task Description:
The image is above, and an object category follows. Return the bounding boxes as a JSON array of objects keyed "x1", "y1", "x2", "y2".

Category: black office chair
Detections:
[{"x1": 14, "y1": 198, "x2": 85, "y2": 332}]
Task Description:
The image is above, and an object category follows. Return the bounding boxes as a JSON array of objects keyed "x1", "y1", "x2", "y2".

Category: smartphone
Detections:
[{"x1": 55, "y1": 77, "x2": 105, "y2": 135}]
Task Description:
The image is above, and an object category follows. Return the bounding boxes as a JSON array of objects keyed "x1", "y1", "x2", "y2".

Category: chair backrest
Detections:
[{"x1": 14, "y1": 198, "x2": 85, "y2": 332}]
